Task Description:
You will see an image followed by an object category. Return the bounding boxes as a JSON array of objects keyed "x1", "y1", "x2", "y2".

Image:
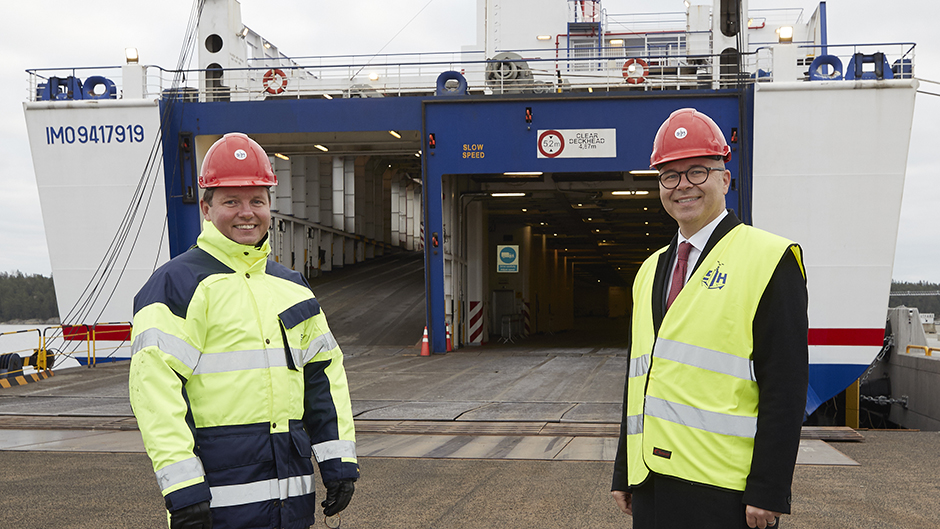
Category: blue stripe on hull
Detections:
[{"x1": 806, "y1": 363, "x2": 867, "y2": 416}]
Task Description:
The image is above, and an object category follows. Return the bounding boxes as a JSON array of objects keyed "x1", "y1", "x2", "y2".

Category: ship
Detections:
[{"x1": 19, "y1": 0, "x2": 919, "y2": 418}]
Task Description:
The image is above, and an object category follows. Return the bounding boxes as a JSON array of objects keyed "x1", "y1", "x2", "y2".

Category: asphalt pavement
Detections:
[{"x1": 2, "y1": 340, "x2": 940, "y2": 527}]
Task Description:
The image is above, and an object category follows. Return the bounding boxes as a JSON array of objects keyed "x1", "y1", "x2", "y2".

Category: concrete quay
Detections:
[{"x1": 1, "y1": 342, "x2": 939, "y2": 528}]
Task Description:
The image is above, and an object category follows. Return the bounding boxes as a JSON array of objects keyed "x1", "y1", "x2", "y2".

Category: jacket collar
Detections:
[{"x1": 197, "y1": 220, "x2": 271, "y2": 273}]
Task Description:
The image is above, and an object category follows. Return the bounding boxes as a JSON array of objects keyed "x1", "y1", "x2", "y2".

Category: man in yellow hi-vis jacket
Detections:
[
  {"x1": 611, "y1": 109, "x2": 808, "y2": 529},
  {"x1": 130, "y1": 133, "x2": 358, "y2": 529}
]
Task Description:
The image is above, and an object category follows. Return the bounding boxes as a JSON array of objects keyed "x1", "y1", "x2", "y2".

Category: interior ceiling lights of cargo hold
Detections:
[{"x1": 480, "y1": 182, "x2": 674, "y2": 286}]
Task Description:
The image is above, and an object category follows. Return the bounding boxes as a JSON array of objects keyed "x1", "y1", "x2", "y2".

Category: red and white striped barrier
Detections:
[
  {"x1": 523, "y1": 302, "x2": 531, "y2": 336},
  {"x1": 468, "y1": 301, "x2": 483, "y2": 344}
]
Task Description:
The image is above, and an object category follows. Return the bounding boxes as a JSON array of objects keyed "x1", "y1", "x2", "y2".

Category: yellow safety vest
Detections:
[{"x1": 626, "y1": 223, "x2": 801, "y2": 491}]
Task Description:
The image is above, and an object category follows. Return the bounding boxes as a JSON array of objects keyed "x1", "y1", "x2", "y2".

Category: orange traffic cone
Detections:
[
  {"x1": 445, "y1": 323, "x2": 453, "y2": 352},
  {"x1": 420, "y1": 327, "x2": 430, "y2": 356}
]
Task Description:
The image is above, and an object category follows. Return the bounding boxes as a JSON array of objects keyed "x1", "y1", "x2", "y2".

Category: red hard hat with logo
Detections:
[
  {"x1": 198, "y1": 132, "x2": 278, "y2": 188},
  {"x1": 650, "y1": 108, "x2": 732, "y2": 168}
]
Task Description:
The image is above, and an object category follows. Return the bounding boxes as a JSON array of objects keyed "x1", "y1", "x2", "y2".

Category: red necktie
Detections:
[{"x1": 666, "y1": 241, "x2": 692, "y2": 311}]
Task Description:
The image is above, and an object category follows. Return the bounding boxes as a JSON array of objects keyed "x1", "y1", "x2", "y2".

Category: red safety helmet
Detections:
[
  {"x1": 198, "y1": 132, "x2": 277, "y2": 188},
  {"x1": 650, "y1": 108, "x2": 732, "y2": 168}
]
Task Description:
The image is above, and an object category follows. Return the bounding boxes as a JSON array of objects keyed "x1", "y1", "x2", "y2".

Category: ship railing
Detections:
[
  {"x1": 0, "y1": 328, "x2": 45, "y2": 381},
  {"x1": 604, "y1": 11, "x2": 688, "y2": 33},
  {"x1": 40, "y1": 322, "x2": 133, "y2": 368},
  {"x1": 0, "y1": 322, "x2": 136, "y2": 379},
  {"x1": 748, "y1": 41, "x2": 916, "y2": 83},
  {"x1": 25, "y1": 40, "x2": 918, "y2": 104},
  {"x1": 155, "y1": 51, "x2": 752, "y2": 101},
  {"x1": 268, "y1": 213, "x2": 410, "y2": 277},
  {"x1": 905, "y1": 345, "x2": 939, "y2": 357}
]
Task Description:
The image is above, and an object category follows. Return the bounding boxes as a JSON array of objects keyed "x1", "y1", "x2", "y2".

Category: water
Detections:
[{"x1": 0, "y1": 323, "x2": 130, "y2": 370}]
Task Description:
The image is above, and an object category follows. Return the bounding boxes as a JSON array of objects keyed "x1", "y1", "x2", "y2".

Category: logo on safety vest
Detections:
[
  {"x1": 702, "y1": 262, "x2": 727, "y2": 290},
  {"x1": 652, "y1": 447, "x2": 672, "y2": 459}
]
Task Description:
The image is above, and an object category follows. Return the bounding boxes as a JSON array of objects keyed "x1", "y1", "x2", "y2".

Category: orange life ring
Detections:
[
  {"x1": 263, "y1": 69, "x2": 288, "y2": 94},
  {"x1": 622, "y1": 58, "x2": 648, "y2": 84}
]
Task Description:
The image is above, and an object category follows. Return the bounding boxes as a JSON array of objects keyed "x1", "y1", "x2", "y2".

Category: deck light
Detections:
[
  {"x1": 389, "y1": 130, "x2": 402, "y2": 139},
  {"x1": 612, "y1": 190, "x2": 650, "y2": 196},
  {"x1": 491, "y1": 192, "x2": 527, "y2": 197},
  {"x1": 125, "y1": 48, "x2": 139, "y2": 64},
  {"x1": 239, "y1": 26, "x2": 249, "y2": 38},
  {"x1": 274, "y1": 153, "x2": 289, "y2": 161},
  {"x1": 776, "y1": 26, "x2": 794, "y2": 43},
  {"x1": 263, "y1": 41, "x2": 272, "y2": 49},
  {"x1": 537, "y1": 35, "x2": 551, "y2": 41},
  {"x1": 610, "y1": 39, "x2": 624, "y2": 46},
  {"x1": 502, "y1": 171, "x2": 543, "y2": 176},
  {"x1": 369, "y1": 72, "x2": 380, "y2": 81},
  {"x1": 629, "y1": 169, "x2": 660, "y2": 176},
  {"x1": 322, "y1": 93, "x2": 333, "y2": 99},
  {"x1": 314, "y1": 145, "x2": 329, "y2": 152}
]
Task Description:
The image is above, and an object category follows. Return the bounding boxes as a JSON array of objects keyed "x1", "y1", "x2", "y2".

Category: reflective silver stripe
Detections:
[
  {"x1": 629, "y1": 354, "x2": 650, "y2": 379},
  {"x1": 654, "y1": 338, "x2": 756, "y2": 382},
  {"x1": 155, "y1": 457, "x2": 205, "y2": 491},
  {"x1": 133, "y1": 327, "x2": 201, "y2": 371},
  {"x1": 312, "y1": 439, "x2": 357, "y2": 462},
  {"x1": 209, "y1": 475, "x2": 314, "y2": 509},
  {"x1": 192, "y1": 348, "x2": 287, "y2": 375},
  {"x1": 626, "y1": 414, "x2": 644, "y2": 436},
  {"x1": 645, "y1": 396, "x2": 757, "y2": 438},
  {"x1": 303, "y1": 331, "x2": 339, "y2": 364}
]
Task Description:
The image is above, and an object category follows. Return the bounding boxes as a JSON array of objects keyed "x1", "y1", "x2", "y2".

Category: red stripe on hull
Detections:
[{"x1": 807, "y1": 328, "x2": 884, "y2": 347}]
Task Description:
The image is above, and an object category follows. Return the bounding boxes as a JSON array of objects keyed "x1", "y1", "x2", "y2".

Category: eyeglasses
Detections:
[{"x1": 658, "y1": 166, "x2": 723, "y2": 189}]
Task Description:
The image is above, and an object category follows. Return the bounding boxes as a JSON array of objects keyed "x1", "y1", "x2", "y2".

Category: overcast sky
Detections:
[{"x1": 1, "y1": 0, "x2": 937, "y2": 280}]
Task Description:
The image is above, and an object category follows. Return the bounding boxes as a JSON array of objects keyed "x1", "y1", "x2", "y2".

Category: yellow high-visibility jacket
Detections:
[{"x1": 129, "y1": 220, "x2": 358, "y2": 529}]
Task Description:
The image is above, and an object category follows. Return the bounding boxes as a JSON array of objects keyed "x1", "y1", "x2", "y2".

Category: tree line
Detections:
[
  {"x1": 890, "y1": 280, "x2": 940, "y2": 316},
  {"x1": 0, "y1": 272, "x2": 58, "y2": 322}
]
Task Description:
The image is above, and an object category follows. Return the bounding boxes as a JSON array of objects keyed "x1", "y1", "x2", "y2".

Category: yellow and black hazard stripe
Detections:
[{"x1": 0, "y1": 370, "x2": 54, "y2": 389}]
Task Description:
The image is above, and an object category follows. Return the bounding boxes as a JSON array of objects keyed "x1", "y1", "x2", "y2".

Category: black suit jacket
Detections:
[{"x1": 612, "y1": 211, "x2": 809, "y2": 514}]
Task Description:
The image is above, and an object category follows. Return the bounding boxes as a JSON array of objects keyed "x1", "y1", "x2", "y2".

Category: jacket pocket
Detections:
[
  {"x1": 289, "y1": 420, "x2": 313, "y2": 459},
  {"x1": 195, "y1": 423, "x2": 274, "y2": 472}
]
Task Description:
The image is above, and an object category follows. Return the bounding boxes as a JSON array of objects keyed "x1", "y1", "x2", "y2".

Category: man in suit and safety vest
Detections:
[
  {"x1": 130, "y1": 133, "x2": 358, "y2": 529},
  {"x1": 611, "y1": 109, "x2": 808, "y2": 529}
]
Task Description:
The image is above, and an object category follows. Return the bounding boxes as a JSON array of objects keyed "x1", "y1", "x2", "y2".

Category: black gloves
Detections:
[
  {"x1": 322, "y1": 479, "x2": 356, "y2": 516},
  {"x1": 170, "y1": 501, "x2": 212, "y2": 529}
]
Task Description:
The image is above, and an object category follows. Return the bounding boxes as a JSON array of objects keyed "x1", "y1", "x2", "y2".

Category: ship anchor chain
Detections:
[{"x1": 858, "y1": 334, "x2": 909, "y2": 409}]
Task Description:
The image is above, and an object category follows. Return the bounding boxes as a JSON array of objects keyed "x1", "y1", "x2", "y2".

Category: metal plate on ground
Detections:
[
  {"x1": 801, "y1": 426, "x2": 866, "y2": 442},
  {"x1": 796, "y1": 439, "x2": 860, "y2": 466}
]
